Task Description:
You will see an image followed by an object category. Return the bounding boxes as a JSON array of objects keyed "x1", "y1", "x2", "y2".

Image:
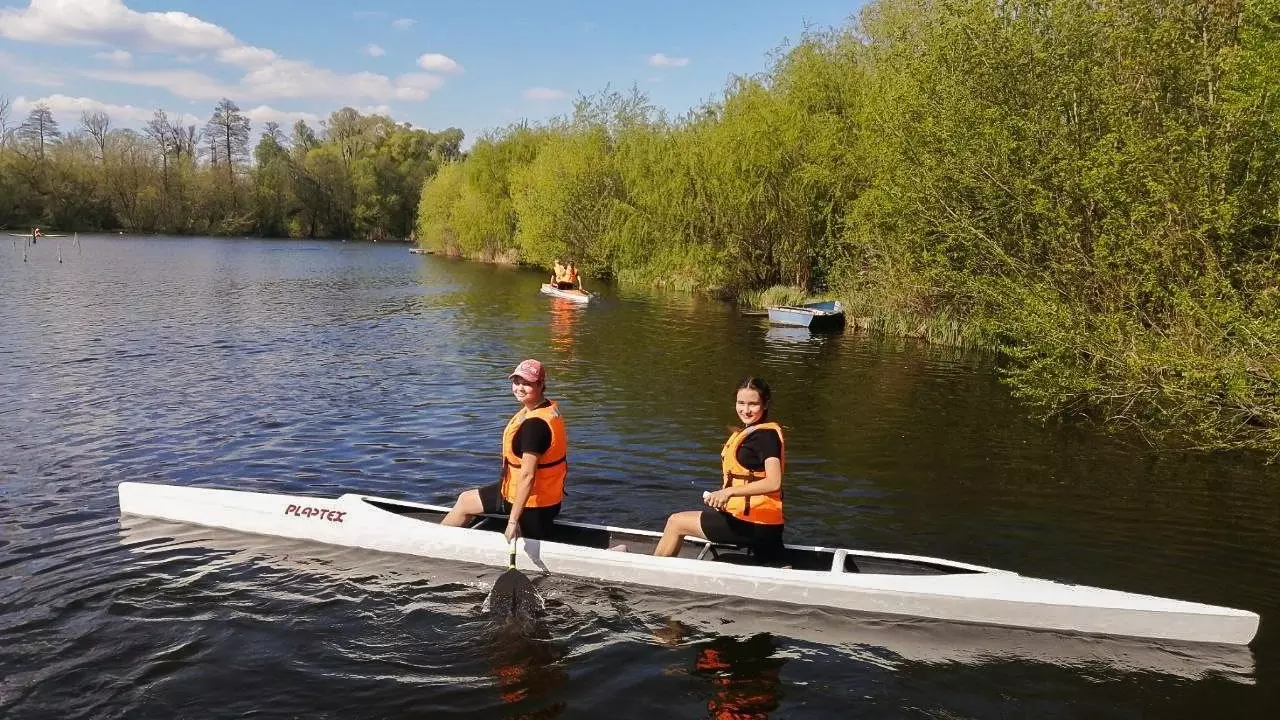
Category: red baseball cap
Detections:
[{"x1": 509, "y1": 359, "x2": 545, "y2": 383}]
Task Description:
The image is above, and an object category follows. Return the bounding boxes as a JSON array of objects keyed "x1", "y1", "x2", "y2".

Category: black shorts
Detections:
[
  {"x1": 555, "y1": 281, "x2": 576, "y2": 290},
  {"x1": 477, "y1": 482, "x2": 561, "y2": 540},
  {"x1": 700, "y1": 510, "x2": 786, "y2": 564}
]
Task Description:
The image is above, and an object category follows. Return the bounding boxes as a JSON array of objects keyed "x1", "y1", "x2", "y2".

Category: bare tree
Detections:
[
  {"x1": 204, "y1": 97, "x2": 250, "y2": 180},
  {"x1": 176, "y1": 124, "x2": 200, "y2": 160},
  {"x1": 81, "y1": 109, "x2": 111, "y2": 163},
  {"x1": 144, "y1": 109, "x2": 175, "y2": 175},
  {"x1": 263, "y1": 120, "x2": 286, "y2": 146},
  {"x1": 16, "y1": 104, "x2": 60, "y2": 159}
]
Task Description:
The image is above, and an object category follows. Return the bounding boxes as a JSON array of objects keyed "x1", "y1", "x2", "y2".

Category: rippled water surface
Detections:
[{"x1": 2, "y1": 236, "x2": 1277, "y2": 718}]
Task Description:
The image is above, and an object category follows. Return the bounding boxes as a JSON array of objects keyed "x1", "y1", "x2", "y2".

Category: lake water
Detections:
[{"x1": 2, "y1": 235, "x2": 1276, "y2": 718}]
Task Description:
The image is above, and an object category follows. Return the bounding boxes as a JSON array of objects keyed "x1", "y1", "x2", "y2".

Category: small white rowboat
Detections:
[
  {"x1": 540, "y1": 283, "x2": 594, "y2": 304},
  {"x1": 116, "y1": 482, "x2": 1259, "y2": 645}
]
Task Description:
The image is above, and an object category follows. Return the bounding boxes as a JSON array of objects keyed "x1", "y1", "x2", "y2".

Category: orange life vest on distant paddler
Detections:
[
  {"x1": 500, "y1": 401, "x2": 567, "y2": 508},
  {"x1": 720, "y1": 422, "x2": 784, "y2": 525}
]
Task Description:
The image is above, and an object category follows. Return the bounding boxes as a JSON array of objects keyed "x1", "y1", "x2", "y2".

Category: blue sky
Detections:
[{"x1": 0, "y1": 0, "x2": 864, "y2": 147}]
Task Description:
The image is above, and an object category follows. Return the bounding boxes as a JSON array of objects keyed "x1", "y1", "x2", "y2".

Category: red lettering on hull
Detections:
[{"x1": 284, "y1": 503, "x2": 347, "y2": 523}]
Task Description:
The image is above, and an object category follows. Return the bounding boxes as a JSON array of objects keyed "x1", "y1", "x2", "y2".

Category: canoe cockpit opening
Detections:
[
  {"x1": 358, "y1": 498, "x2": 978, "y2": 575},
  {"x1": 844, "y1": 554, "x2": 980, "y2": 576},
  {"x1": 361, "y1": 497, "x2": 450, "y2": 523}
]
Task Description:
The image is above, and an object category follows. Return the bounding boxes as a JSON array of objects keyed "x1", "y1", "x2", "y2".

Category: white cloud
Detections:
[
  {"x1": 240, "y1": 62, "x2": 444, "y2": 103},
  {"x1": 391, "y1": 18, "x2": 415, "y2": 30},
  {"x1": 241, "y1": 104, "x2": 320, "y2": 128},
  {"x1": 83, "y1": 68, "x2": 233, "y2": 100},
  {"x1": 522, "y1": 87, "x2": 567, "y2": 101},
  {"x1": 416, "y1": 53, "x2": 461, "y2": 73},
  {"x1": 12, "y1": 93, "x2": 170, "y2": 125},
  {"x1": 11, "y1": 94, "x2": 327, "y2": 137},
  {"x1": 0, "y1": 0, "x2": 236, "y2": 53},
  {"x1": 353, "y1": 104, "x2": 392, "y2": 117},
  {"x1": 216, "y1": 45, "x2": 278, "y2": 67},
  {"x1": 0, "y1": 1, "x2": 454, "y2": 105},
  {"x1": 647, "y1": 53, "x2": 690, "y2": 68},
  {"x1": 364, "y1": 43, "x2": 385, "y2": 57},
  {"x1": 93, "y1": 49, "x2": 132, "y2": 65}
]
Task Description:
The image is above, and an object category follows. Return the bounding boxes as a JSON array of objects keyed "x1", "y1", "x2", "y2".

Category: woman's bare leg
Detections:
[
  {"x1": 654, "y1": 510, "x2": 706, "y2": 557},
  {"x1": 440, "y1": 488, "x2": 484, "y2": 527}
]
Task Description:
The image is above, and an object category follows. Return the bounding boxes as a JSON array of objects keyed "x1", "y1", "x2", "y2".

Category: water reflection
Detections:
[
  {"x1": 485, "y1": 623, "x2": 569, "y2": 717},
  {"x1": 656, "y1": 619, "x2": 785, "y2": 720},
  {"x1": 692, "y1": 634, "x2": 785, "y2": 720},
  {"x1": 547, "y1": 299, "x2": 583, "y2": 355}
]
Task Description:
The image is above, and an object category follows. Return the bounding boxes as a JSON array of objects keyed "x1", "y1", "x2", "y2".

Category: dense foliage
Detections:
[
  {"x1": 0, "y1": 97, "x2": 463, "y2": 240},
  {"x1": 415, "y1": 0, "x2": 1280, "y2": 453}
]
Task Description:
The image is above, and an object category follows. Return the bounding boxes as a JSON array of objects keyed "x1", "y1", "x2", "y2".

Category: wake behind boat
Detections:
[
  {"x1": 540, "y1": 283, "x2": 594, "y2": 304},
  {"x1": 115, "y1": 482, "x2": 1259, "y2": 645}
]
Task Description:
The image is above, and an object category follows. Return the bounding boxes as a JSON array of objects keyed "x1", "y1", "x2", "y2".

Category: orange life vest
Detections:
[
  {"x1": 566, "y1": 266, "x2": 578, "y2": 283},
  {"x1": 500, "y1": 401, "x2": 567, "y2": 508},
  {"x1": 720, "y1": 422, "x2": 784, "y2": 525}
]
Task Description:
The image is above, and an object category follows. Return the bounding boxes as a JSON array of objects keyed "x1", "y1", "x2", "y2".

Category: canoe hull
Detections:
[
  {"x1": 116, "y1": 482, "x2": 1259, "y2": 645},
  {"x1": 540, "y1": 283, "x2": 593, "y2": 303}
]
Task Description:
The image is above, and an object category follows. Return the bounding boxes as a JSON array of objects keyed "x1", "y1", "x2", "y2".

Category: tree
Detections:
[
  {"x1": 81, "y1": 110, "x2": 110, "y2": 163},
  {"x1": 252, "y1": 130, "x2": 293, "y2": 236},
  {"x1": 291, "y1": 119, "x2": 318, "y2": 159},
  {"x1": 204, "y1": 98, "x2": 250, "y2": 179},
  {"x1": 16, "y1": 104, "x2": 60, "y2": 159}
]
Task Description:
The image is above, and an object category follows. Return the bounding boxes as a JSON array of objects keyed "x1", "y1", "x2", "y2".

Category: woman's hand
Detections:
[
  {"x1": 504, "y1": 519, "x2": 521, "y2": 542},
  {"x1": 704, "y1": 489, "x2": 733, "y2": 510}
]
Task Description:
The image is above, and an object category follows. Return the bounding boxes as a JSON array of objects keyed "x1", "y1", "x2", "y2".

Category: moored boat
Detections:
[
  {"x1": 767, "y1": 300, "x2": 845, "y2": 331},
  {"x1": 540, "y1": 283, "x2": 594, "y2": 304},
  {"x1": 116, "y1": 481, "x2": 1259, "y2": 645}
]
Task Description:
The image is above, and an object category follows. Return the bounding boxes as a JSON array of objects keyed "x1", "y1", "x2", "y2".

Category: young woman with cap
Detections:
[{"x1": 441, "y1": 359, "x2": 568, "y2": 541}]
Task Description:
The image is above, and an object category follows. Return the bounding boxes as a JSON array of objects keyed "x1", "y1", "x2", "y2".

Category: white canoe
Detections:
[
  {"x1": 540, "y1": 283, "x2": 594, "y2": 304},
  {"x1": 115, "y1": 481, "x2": 1260, "y2": 645}
]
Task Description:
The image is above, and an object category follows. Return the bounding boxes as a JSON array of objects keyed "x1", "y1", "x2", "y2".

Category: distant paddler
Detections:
[
  {"x1": 31, "y1": 226, "x2": 41, "y2": 245},
  {"x1": 550, "y1": 260, "x2": 583, "y2": 291}
]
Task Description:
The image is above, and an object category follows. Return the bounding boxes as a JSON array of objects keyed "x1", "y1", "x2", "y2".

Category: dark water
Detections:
[{"x1": 1, "y1": 235, "x2": 1277, "y2": 719}]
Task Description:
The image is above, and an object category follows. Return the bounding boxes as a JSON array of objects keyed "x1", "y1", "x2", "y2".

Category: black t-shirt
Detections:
[
  {"x1": 735, "y1": 427, "x2": 782, "y2": 471},
  {"x1": 511, "y1": 402, "x2": 553, "y2": 457}
]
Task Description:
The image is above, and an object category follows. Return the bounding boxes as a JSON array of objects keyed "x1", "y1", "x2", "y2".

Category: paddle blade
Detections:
[{"x1": 487, "y1": 567, "x2": 543, "y2": 620}]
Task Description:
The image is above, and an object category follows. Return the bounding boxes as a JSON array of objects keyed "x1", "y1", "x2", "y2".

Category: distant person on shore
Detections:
[
  {"x1": 440, "y1": 359, "x2": 568, "y2": 541},
  {"x1": 31, "y1": 227, "x2": 41, "y2": 244},
  {"x1": 653, "y1": 376, "x2": 786, "y2": 564}
]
